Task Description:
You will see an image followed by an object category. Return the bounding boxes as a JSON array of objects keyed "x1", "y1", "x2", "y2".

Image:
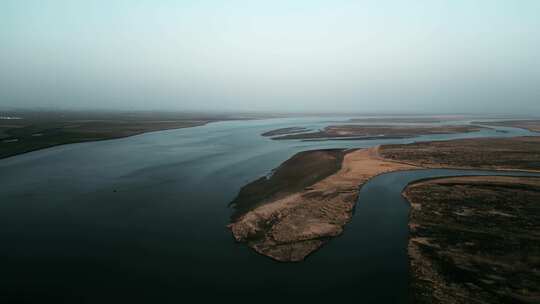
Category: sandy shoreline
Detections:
[{"x1": 228, "y1": 147, "x2": 418, "y2": 262}]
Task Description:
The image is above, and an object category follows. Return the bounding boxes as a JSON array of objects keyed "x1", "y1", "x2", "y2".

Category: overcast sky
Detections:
[{"x1": 1, "y1": 1, "x2": 539, "y2": 114}]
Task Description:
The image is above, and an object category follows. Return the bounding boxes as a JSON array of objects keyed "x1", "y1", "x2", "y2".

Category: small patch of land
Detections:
[
  {"x1": 0, "y1": 110, "x2": 242, "y2": 159},
  {"x1": 404, "y1": 176, "x2": 540, "y2": 304},
  {"x1": 380, "y1": 136, "x2": 540, "y2": 171},
  {"x1": 269, "y1": 125, "x2": 484, "y2": 140},
  {"x1": 261, "y1": 127, "x2": 310, "y2": 137},
  {"x1": 474, "y1": 120, "x2": 540, "y2": 132}
]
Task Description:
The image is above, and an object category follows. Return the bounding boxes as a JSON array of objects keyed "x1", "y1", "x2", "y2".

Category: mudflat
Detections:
[
  {"x1": 268, "y1": 125, "x2": 484, "y2": 140},
  {"x1": 404, "y1": 176, "x2": 540, "y2": 304}
]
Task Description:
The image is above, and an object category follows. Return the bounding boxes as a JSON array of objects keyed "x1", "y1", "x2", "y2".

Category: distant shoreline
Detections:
[
  {"x1": 263, "y1": 124, "x2": 487, "y2": 141},
  {"x1": 0, "y1": 122, "x2": 215, "y2": 160},
  {"x1": 0, "y1": 111, "x2": 254, "y2": 159}
]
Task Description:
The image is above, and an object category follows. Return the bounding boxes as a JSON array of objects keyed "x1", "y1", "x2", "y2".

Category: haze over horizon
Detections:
[{"x1": 2, "y1": 1, "x2": 540, "y2": 114}]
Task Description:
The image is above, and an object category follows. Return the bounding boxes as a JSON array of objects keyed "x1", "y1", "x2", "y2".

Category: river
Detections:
[{"x1": 0, "y1": 117, "x2": 536, "y2": 303}]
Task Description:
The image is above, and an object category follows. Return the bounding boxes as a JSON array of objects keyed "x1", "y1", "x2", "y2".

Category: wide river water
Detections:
[{"x1": 0, "y1": 117, "x2": 537, "y2": 303}]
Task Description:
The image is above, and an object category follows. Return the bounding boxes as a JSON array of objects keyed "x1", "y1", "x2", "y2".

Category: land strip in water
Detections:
[
  {"x1": 261, "y1": 127, "x2": 311, "y2": 137},
  {"x1": 474, "y1": 119, "x2": 540, "y2": 132},
  {"x1": 345, "y1": 117, "x2": 452, "y2": 123},
  {"x1": 265, "y1": 125, "x2": 484, "y2": 140}
]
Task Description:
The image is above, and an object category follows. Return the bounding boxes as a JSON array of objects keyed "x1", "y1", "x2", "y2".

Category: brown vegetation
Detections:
[
  {"x1": 404, "y1": 176, "x2": 540, "y2": 304},
  {"x1": 380, "y1": 136, "x2": 540, "y2": 171}
]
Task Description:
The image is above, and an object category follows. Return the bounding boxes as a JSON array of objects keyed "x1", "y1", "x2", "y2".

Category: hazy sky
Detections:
[{"x1": 1, "y1": 1, "x2": 540, "y2": 114}]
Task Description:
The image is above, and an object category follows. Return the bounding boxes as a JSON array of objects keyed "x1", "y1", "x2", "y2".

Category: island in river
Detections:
[
  {"x1": 228, "y1": 147, "x2": 417, "y2": 261},
  {"x1": 228, "y1": 136, "x2": 540, "y2": 301},
  {"x1": 260, "y1": 127, "x2": 311, "y2": 137},
  {"x1": 263, "y1": 124, "x2": 485, "y2": 140}
]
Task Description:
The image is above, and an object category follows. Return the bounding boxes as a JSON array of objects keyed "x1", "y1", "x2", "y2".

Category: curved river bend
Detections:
[
  {"x1": 337, "y1": 169, "x2": 540, "y2": 303},
  {"x1": 0, "y1": 117, "x2": 537, "y2": 302}
]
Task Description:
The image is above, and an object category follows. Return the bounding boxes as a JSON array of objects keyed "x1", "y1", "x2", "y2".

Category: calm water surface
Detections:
[{"x1": 0, "y1": 117, "x2": 536, "y2": 303}]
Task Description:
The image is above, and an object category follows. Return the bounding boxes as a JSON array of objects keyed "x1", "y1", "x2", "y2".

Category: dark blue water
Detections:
[{"x1": 0, "y1": 117, "x2": 536, "y2": 303}]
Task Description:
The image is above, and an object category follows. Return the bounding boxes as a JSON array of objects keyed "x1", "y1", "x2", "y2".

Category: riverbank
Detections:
[
  {"x1": 404, "y1": 176, "x2": 540, "y2": 304},
  {"x1": 0, "y1": 110, "x2": 247, "y2": 159}
]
